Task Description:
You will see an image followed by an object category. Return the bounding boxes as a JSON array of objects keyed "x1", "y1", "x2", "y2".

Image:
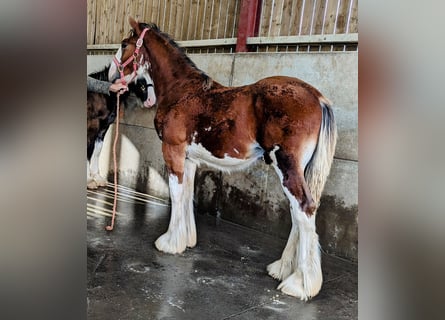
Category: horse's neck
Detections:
[{"x1": 146, "y1": 32, "x2": 209, "y2": 106}]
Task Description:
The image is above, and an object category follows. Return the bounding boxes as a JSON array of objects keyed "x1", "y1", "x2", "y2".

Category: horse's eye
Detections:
[{"x1": 121, "y1": 42, "x2": 127, "y2": 49}]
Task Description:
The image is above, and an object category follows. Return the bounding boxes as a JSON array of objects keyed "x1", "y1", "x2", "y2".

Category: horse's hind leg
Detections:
[
  {"x1": 268, "y1": 145, "x2": 322, "y2": 301},
  {"x1": 267, "y1": 214, "x2": 298, "y2": 281}
]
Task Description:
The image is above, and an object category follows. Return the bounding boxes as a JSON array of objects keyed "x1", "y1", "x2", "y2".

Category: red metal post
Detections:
[{"x1": 235, "y1": 0, "x2": 261, "y2": 52}]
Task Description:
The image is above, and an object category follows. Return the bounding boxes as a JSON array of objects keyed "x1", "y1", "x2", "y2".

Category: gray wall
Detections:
[{"x1": 88, "y1": 52, "x2": 357, "y2": 260}]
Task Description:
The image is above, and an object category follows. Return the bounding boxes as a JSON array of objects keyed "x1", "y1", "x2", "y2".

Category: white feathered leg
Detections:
[
  {"x1": 277, "y1": 201, "x2": 322, "y2": 301},
  {"x1": 267, "y1": 216, "x2": 299, "y2": 281},
  {"x1": 155, "y1": 174, "x2": 187, "y2": 254},
  {"x1": 268, "y1": 145, "x2": 322, "y2": 300},
  {"x1": 87, "y1": 160, "x2": 97, "y2": 189},
  {"x1": 183, "y1": 159, "x2": 197, "y2": 248},
  {"x1": 90, "y1": 139, "x2": 107, "y2": 187}
]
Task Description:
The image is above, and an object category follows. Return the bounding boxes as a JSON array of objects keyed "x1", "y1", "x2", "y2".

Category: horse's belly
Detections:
[{"x1": 186, "y1": 142, "x2": 264, "y2": 172}]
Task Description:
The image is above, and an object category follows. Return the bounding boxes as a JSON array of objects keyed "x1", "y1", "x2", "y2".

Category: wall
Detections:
[
  {"x1": 87, "y1": 51, "x2": 357, "y2": 260},
  {"x1": 87, "y1": 0, "x2": 358, "y2": 45}
]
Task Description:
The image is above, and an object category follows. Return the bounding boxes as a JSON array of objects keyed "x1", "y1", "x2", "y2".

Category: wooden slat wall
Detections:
[
  {"x1": 87, "y1": 0, "x2": 242, "y2": 45},
  {"x1": 87, "y1": 0, "x2": 358, "y2": 45},
  {"x1": 257, "y1": 0, "x2": 358, "y2": 37}
]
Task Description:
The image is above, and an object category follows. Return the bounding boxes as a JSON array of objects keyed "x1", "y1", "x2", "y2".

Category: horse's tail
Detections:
[{"x1": 304, "y1": 96, "x2": 337, "y2": 208}]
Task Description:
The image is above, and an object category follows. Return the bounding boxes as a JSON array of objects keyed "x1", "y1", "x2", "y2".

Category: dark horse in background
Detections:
[
  {"x1": 119, "y1": 17, "x2": 337, "y2": 301},
  {"x1": 87, "y1": 59, "x2": 156, "y2": 189}
]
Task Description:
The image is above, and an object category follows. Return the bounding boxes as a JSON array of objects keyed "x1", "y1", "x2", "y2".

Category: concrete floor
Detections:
[{"x1": 87, "y1": 185, "x2": 357, "y2": 320}]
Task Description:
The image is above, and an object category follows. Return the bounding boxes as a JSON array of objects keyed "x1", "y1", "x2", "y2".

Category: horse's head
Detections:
[{"x1": 108, "y1": 36, "x2": 156, "y2": 108}]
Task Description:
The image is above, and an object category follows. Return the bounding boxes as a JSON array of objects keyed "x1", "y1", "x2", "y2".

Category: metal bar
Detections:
[
  {"x1": 86, "y1": 33, "x2": 357, "y2": 52},
  {"x1": 87, "y1": 38, "x2": 238, "y2": 51},
  {"x1": 246, "y1": 33, "x2": 358, "y2": 44},
  {"x1": 178, "y1": 38, "x2": 238, "y2": 46}
]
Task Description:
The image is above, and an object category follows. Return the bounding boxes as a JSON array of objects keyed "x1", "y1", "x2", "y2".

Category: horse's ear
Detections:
[{"x1": 128, "y1": 16, "x2": 141, "y2": 35}]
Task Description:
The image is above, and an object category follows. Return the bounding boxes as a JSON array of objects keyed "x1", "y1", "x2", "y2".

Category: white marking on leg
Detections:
[
  {"x1": 268, "y1": 146, "x2": 322, "y2": 300},
  {"x1": 183, "y1": 160, "x2": 197, "y2": 248},
  {"x1": 90, "y1": 140, "x2": 107, "y2": 187},
  {"x1": 267, "y1": 146, "x2": 298, "y2": 280},
  {"x1": 155, "y1": 174, "x2": 187, "y2": 254},
  {"x1": 87, "y1": 160, "x2": 98, "y2": 189}
]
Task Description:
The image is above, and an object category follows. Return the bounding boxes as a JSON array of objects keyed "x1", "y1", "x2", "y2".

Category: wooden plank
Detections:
[
  {"x1": 113, "y1": 0, "x2": 125, "y2": 43},
  {"x1": 96, "y1": 0, "x2": 113, "y2": 44},
  {"x1": 134, "y1": 0, "x2": 146, "y2": 22},
  {"x1": 258, "y1": 0, "x2": 272, "y2": 36},
  {"x1": 172, "y1": 0, "x2": 183, "y2": 39},
  {"x1": 196, "y1": 0, "x2": 207, "y2": 39},
  {"x1": 87, "y1": 0, "x2": 97, "y2": 45},
  {"x1": 312, "y1": 0, "x2": 326, "y2": 35},
  {"x1": 187, "y1": 0, "x2": 199, "y2": 40},
  {"x1": 269, "y1": 0, "x2": 284, "y2": 37},
  {"x1": 180, "y1": 0, "x2": 190, "y2": 40},
  {"x1": 323, "y1": 0, "x2": 339, "y2": 35},
  {"x1": 348, "y1": 0, "x2": 358, "y2": 33},
  {"x1": 158, "y1": 0, "x2": 167, "y2": 30},
  {"x1": 334, "y1": 0, "x2": 350, "y2": 34},
  {"x1": 209, "y1": 0, "x2": 221, "y2": 39},
  {"x1": 165, "y1": 0, "x2": 173, "y2": 35},
  {"x1": 150, "y1": 0, "x2": 161, "y2": 25},
  {"x1": 214, "y1": 0, "x2": 224, "y2": 38},
  {"x1": 279, "y1": 0, "x2": 293, "y2": 36},
  {"x1": 231, "y1": 0, "x2": 241, "y2": 37},
  {"x1": 203, "y1": 0, "x2": 213, "y2": 39},
  {"x1": 300, "y1": 0, "x2": 315, "y2": 35},
  {"x1": 287, "y1": 0, "x2": 300, "y2": 36}
]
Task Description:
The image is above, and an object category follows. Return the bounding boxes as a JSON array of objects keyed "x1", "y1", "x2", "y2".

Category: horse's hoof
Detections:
[
  {"x1": 154, "y1": 232, "x2": 186, "y2": 254},
  {"x1": 93, "y1": 174, "x2": 108, "y2": 187},
  {"x1": 267, "y1": 259, "x2": 293, "y2": 281},
  {"x1": 277, "y1": 272, "x2": 309, "y2": 301},
  {"x1": 87, "y1": 180, "x2": 98, "y2": 190}
]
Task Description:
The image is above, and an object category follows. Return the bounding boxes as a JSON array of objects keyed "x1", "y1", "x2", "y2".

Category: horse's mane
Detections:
[
  {"x1": 88, "y1": 64, "x2": 110, "y2": 82},
  {"x1": 132, "y1": 23, "x2": 213, "y2": 90}
]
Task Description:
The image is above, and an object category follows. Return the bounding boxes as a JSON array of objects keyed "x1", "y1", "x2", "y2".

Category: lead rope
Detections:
[
  {"x1": 106, "y1": 92, "x2": 121, "y2": 231},
  {"x1": 105, "y1": 27, "x2": 149, "y2": 231}
]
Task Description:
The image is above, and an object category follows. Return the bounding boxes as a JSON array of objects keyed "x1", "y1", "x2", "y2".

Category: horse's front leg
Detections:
[
  {"x1": 155, "y1": 143, "x2": 189, "y2": 254},
  {"x1": 89, "y1": 139, "x2": 107, "y2": 188},
  {"x1": 183, "y1": 159, "x2": 197, "y2": 248}
]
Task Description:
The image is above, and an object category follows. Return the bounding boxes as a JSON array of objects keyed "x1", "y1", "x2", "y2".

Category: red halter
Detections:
[{"x1": 113, "y1": 27, "x2": 149, "y2": 85}]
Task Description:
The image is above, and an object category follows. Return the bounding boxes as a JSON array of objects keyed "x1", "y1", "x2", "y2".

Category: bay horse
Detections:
[
  {"x1": 87, "y1": 48, "x2": 156, "y2": 189},
  {"x1": 121, "y1": 17, "x2": 337, "y2": 301}
]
